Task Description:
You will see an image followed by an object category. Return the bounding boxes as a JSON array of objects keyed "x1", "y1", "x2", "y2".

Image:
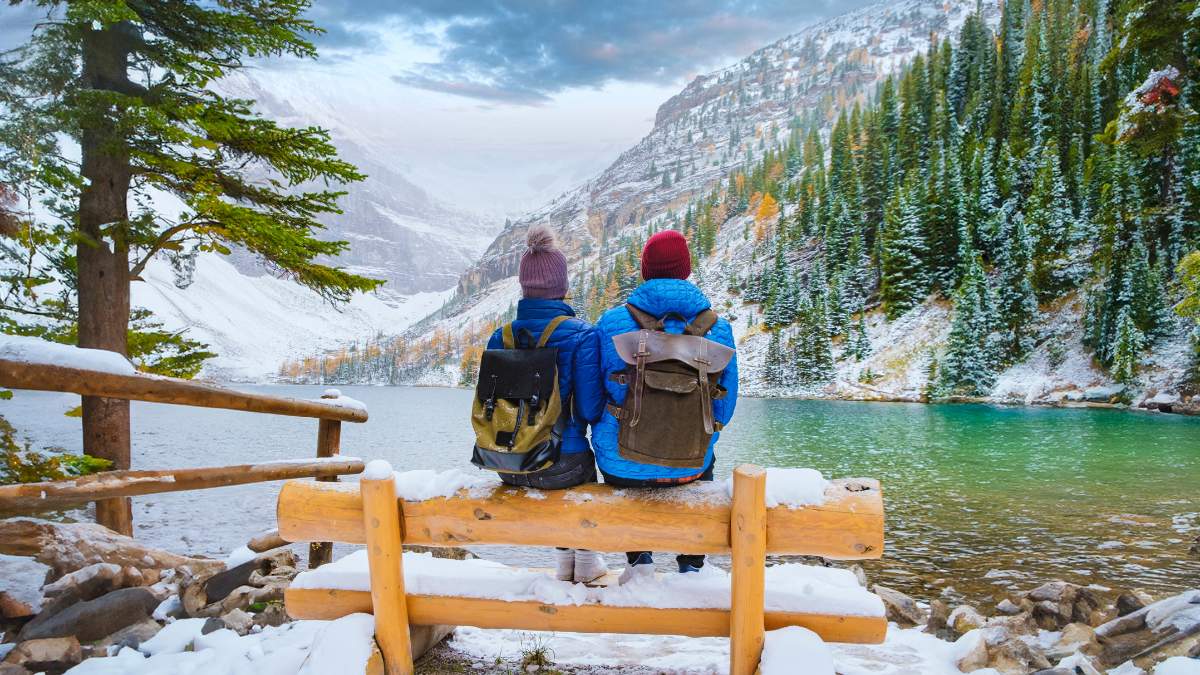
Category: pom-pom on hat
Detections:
[
  {"x1": 640, "y1": 230, "x2": 692, "y2": 280},
  {"x1": 518, "y1": 226, "x2": 568, "y2": 299}
]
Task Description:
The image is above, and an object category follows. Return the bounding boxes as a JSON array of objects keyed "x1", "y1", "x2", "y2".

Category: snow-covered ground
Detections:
[{"x1": 132, "y1": 254, "x2": 452, "y2": 380}]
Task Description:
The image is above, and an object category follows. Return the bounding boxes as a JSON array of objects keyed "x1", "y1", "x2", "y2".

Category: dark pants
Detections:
[
  {"x1": 603, "y1": 462, "x2": 715, "y2": 570},
  {"x1": 499, "y1": 449, "x2": 597, "y2": 490}
]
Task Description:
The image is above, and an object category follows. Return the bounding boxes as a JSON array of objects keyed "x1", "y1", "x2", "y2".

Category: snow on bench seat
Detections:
[{"x1": 292, "y1": 551, "x2": 885, "y2": 618}]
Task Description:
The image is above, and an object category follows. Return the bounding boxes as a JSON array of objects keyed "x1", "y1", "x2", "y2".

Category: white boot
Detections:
[
  {"x1": 554, "y1": 548, "x2": 575, "y2": 582},
  {"x1": 573, "y1": 550, "x2": 608, "y2": 584},
  {"x1": 618, "y1": 552, "x2": 655, "y2": 586}
]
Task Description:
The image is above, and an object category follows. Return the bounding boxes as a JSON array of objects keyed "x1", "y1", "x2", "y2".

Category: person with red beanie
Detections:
[{"x1": 592, "y1": 229, "x2": 739, "y2": 585}]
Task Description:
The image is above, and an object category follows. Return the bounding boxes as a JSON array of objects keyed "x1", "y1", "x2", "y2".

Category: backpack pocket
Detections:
[{"x1": 616, "y1": 361, "x2": 712, "y2": 469}]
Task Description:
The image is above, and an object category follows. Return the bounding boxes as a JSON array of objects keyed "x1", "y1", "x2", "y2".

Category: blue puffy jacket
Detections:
[
  {"x1": 593, "y1": 279, "x2": 739, "y2": 480},
  {"x1": 486, "y1": 298, "x2": 605, "y2": 454}
]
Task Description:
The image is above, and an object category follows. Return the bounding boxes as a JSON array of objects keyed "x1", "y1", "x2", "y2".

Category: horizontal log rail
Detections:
[
  {"x1": 277, "y1": 477, "x2": 883, "y2": 558},
  {"x1": 285, "y1": 588, "x2": 889, "y2": 645},
  {"x1": 0, "y1": 458, "x2": 365, "y2": 515},
  {"x1": 0, "y1": 359, "x2": 367, "y2": 423}
]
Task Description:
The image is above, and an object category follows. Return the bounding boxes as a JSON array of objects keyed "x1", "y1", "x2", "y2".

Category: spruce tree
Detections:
[
  {"x1": 0, "y1": 0, "x2": 379, "y2": 533},
  {"x1": 995, "y1": 208, "x2": 1039, "y2": 361},
  {"x1": 1111, "y1": 307, "x2": 1144, "y2": 385},
  {"x1": 880, "y1": 185, "x2": 930, "y2": 318}
]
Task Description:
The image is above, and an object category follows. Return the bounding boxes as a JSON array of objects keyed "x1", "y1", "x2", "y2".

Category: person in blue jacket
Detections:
[
  {"x1": 593, "y1": 230, "x2": 739, "y2": 584},
  {"x1": 484, "y1": 226, "x2": 608, "y2": 583}
]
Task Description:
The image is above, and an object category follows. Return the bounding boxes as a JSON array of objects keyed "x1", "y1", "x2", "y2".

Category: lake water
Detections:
[{"x1": 4, "y1": 385, "x2": 1199, "y2": 604}]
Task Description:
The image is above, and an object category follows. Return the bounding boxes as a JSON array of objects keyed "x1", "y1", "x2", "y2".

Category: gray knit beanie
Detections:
[{"x1": 518, "y1": 226, "x2": 568, "y2": 299}]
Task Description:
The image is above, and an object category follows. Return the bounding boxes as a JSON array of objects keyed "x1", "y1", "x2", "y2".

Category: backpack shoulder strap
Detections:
[
  {"x1": 536, "y1": 315, "x2": 570, "y2": 348},
  {"x1": 502, "y1": 323, "x2": 516, "y2": 349},
  {"x1": 684, "y1": 309, "x2": 719, "y2": 336},
  {"x1": 625, "y1": 303, "x2": 660, "y2": 330}
]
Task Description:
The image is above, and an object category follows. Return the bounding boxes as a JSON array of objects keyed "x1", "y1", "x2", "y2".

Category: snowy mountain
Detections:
[
  {"x1": 134, "y1": 72, "x2": 500, "y2": 379},
  {"x1": 454, "y1": 0, "x2": 982, "y2": 298},
  {"x1": 365, "y1": 0, "x2": 1196, "y2": 409},
  {"x1": 390, "y1": 0, "x2": 986, "y2": 373}
]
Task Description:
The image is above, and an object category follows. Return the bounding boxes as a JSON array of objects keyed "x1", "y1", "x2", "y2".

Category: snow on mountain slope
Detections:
[
  {"x1": 217, "y1": 71, "x2": 499, "y2": 295},
  {"x1": 453, "y1": 0, "x2": 987, "y2": 299},
  {"x1": 133, "y1": 255, "x2": 450, "y2": 381},
  {"x1": 400, "y1": 0, "x2": 987, "y2": 371}
]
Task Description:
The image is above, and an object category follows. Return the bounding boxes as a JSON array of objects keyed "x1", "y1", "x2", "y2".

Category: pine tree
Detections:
[
  {"x1": 849, "y1": 316, "x2": 871, "y2": 362},
  {"x1": 1026, "y1": 142, "x2": 1075, "y2": 299},
  {"x1": 994, "y1": 208, "x2": 1039, "y2": 361},
  {"x1": 1111, "y1": 307, "x2": 1144, "y2": 385},
  {"x1": 764, "y1": 329, "x2": 786, "y2": 386},
  {"x1": 938, "y1": 254, "x2": 996, "y2": 396},
  {"x1": 880, "y1": 185, "x2": 930, "y2": 318},
  {"x1": 0, "y1": 0, "x2": 380, "y2": 531}
]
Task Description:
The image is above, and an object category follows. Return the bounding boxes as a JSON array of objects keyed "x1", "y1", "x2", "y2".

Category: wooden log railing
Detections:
[
  {"x1": 0, "y1": 458, "x2": 364, "y2": 515},
  {"x1": 0, "y1": 358, "x2": 367, "y2": 567},
  {"x1": 279, "y1": 465, "x2": 887, "y2": 675}
]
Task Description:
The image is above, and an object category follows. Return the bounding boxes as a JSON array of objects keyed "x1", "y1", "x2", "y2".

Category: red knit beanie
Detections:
[{"x1": 640, "y1": 230, "x2": 692, "y2": 280}]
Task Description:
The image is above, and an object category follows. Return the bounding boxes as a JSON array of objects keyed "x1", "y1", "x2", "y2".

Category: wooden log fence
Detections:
[
  {"x1": 280, "y1": 464, "x2": 887, "y2": 675},
  {"x1": 0, "y1": 358, "x2": 366, "y2": 567}
]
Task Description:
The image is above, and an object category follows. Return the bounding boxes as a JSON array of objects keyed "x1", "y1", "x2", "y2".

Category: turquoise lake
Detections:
[{"x1": 4, "y1": 386, "x2": 1198, "y2": 604}]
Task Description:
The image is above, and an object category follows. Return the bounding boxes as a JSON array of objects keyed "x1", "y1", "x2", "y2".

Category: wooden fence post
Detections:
[
  {"x1": 309, "y1": 392, "x2": 342, "y2": 568},
  {"x1": 361, "y1": 465, "x2": 413, "y2": 675},
  {"x1": 730, "y1": 464, "x2": 767, "y2": 675}
]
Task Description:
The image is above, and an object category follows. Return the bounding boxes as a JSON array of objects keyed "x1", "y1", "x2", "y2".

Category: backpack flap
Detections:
[
  {"x1": 611, "y1": 330, "x2": 734, "y2": 373},
  {"x1": 476, "y1": 348, "x2": 558, "y2": 403}
]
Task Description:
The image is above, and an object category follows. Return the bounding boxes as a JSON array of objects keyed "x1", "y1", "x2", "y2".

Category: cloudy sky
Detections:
[{"x1": 1, "y1": 1, "x2": 875, "y2": 214}]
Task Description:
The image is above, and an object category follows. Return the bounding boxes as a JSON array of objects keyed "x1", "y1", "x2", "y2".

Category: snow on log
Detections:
[
  {"x1": 0, "y1": 334, "x2": 135, "y2": 375},
  {"x1": 0, "y1": 358, "x2": 367, "y2": 422},
  {"x1": 0, "y1": 458, "x2": 365, "y2": 514},
  {"x1": 277, "y1": 475, "x2": 884, "y2": 559},
  {"x1": 285, "y1": 551, "x2": 887, "y2": 644}
]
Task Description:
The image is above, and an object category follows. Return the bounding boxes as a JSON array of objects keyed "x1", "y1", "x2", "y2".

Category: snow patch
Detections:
[
  {"x1": 761, "y1": 626, "x2": 834, "y2": 674},
  {"x1": 293, "y1": 551, "x2": 885, "y2": 617},
  {"x1": 723, "y1": 468, "x2": 830, "y2": 508},
  {"x1": 392, "y1": 467, "x2": 500, "y2": 501},
  {"x1": 361, "y1": 459, "x2": 395, "y2": 481},
  {"x1": 0, "y1": 334, "x2": 135, "y2": 375}
]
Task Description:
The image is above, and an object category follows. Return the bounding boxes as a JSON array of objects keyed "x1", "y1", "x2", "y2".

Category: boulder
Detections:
[
  {"x1": 873, "y1": 585, "x2": 926, "y2": 627},
  {"x1": 218, "y1": 608, "x2": 254, "y2": 636},
  {"x1": 0, "y1": 664, "x2": 31, "y2": 675},
  {"x1": 95, "y1": 618, "x2": 162, "y2": 651},
  {"x1": 1117, "y1": 592, "x2": 1146, "y2": 617},
  {"x1": 0, "y1": 520, "x2": 223, "y2": 583},
  {"x1": 954, "y1": 631, "x2": 988, "y2": 672},
  {"x1": 1024, "y1": 581, "x2": 1101, "y2": 630},
  {"x1": 2, "y1": 637, "x2": 82, "y2": 674},
  {"x1": 1083, "y1": 384, "x2": 1125, "y2": 402},
  {"x1": 0, "y1": 592, "x2": 36, "y2": 620},
  {"x1": 1094, "y1": 590, "x2": 1200, "y2": 667},
  {"x1": 19, "y1": 587, "x2": 159, "y2": 642},
  {"x1": 37, "y1": 563, "x2": 132, "y2": 621},
  {"x1": 987, "y1": 637, "x2": 1052, "y2": 673},
  {"x1": 200, "y1": 616, "x2": 225, "y2": 635},
  {"x1": 996, "y1": 598, "x2": 1023, "y2": 616},
  {"x1": 1047, "y1": 622, "x2": 1097, "y2": 661},
  {"x1": 180, "y1": 549, "x2": 297, "y2": 618},
  {"x1": 926, "y1": 599, "x2": 950, "y2": 635},
  {"x1": 0, "y1": 555, "x2": 48, "y2": 619},
  {"x1": 950, "y1": 605, "x2": 986, "y2": 635}
]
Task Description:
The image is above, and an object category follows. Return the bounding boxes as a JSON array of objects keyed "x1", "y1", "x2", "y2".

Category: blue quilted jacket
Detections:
[
  {"x1": 593, "y1": 279, "x2": 739, "y2": 480},
  {"x1": 486, "y1": 299, "x2": 604, "y2": 454}
]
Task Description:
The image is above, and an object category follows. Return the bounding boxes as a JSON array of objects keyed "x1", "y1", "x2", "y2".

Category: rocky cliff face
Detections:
[{"x1": 455, "y1": 0, "x2": 986, "y2": 299}]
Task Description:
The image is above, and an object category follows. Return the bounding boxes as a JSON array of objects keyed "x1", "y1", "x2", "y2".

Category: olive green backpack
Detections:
[{"x1": 470, "y1": 316, "x2": 568, "y2": 474}]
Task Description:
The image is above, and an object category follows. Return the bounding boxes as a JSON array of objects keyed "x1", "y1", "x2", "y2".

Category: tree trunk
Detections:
[{"x1": 77, "y1": 24, "x2": 134, "y2": 536}]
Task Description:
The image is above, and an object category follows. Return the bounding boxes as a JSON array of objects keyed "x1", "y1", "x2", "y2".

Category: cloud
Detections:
[{"x1": 314, "y1": 0, "x2": 879, "y2": 104}]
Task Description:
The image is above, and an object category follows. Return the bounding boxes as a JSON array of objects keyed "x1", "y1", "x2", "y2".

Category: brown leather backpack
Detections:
[{"x1": 607, "y1": 304, "x2": 735, "y2": 469}]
